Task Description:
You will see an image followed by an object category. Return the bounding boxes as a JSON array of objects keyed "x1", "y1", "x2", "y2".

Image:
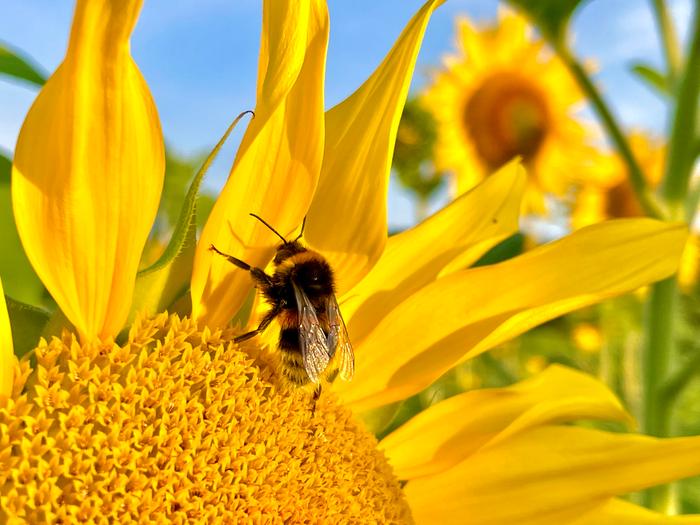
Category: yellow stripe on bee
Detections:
[
  {"x1": 277, "y1": 250, "x2": 325, "y2": 271},
  {"x1": 281, "y1": 351, "x2": 303, "y2": 365}
]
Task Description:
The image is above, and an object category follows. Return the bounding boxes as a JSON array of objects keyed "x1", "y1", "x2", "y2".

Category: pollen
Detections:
[{"x1": 0, "y1": 313, "x2": 411, "y2": 523}]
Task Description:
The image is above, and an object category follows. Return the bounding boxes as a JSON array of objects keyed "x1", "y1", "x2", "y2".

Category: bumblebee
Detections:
[{"x1": 210, "y1": 214, "x2": 354, "y2": 397}]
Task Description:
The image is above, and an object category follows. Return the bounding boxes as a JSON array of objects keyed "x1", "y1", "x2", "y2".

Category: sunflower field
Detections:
[{"x1": 1, "y1": 0, "x2": 700, "y2": 523}]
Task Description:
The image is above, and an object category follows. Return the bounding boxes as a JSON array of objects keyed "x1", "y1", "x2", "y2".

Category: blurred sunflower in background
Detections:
[
  {"x1": 3, "y1": 0, "x2": 700, "y2": 523},
  {"x1": 572, "y1": 133, "x2": 666, "y2": 228},
  {"x1": 423, "y1": 7, "x2": 595, "y2": 214}
]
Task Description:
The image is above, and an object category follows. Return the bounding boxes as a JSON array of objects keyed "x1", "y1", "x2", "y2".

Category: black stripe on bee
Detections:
[{"x1": 279, "y1": 328, "x2": 303, "y2": 354}]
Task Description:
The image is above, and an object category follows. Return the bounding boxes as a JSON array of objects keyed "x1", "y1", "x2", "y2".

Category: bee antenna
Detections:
[
  {"x1": 249, "y1": 213, "x2": 288, "y2": 244},
  {"x1": 294, "y1": 216, "x2": 307, "y2": 242}
]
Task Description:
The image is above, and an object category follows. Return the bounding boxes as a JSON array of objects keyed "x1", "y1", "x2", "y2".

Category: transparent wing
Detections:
[
  {"x1": 292, "y1": 281, "x2": 330, "y2": 383},
  {"x1": 326, "y1": 295, "x2": 355, "y2": 381}
]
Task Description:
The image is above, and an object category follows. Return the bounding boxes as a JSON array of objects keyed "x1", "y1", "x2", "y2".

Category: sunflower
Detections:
[
  {"x1": 2, "y1": 0, "x2": 700, "y2": 523},
  {"x1": 422, "y1": 7, "x2": 595, "y2": 213},
  {"x1": 572, "y1": 133, "x2": 666, "y2": 228}
]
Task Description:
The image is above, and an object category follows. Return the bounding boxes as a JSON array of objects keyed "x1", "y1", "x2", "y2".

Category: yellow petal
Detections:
[
  {"x1": 342, "y1": 160, "x2": 524, "y2": 344},
  {"x1": 379, "y1": 365, "x2": 630, "y2": 480},
  {"x1": 572, "y1": 499, "x2": 700, "y2": 525},
  {"x1": 0, "y1": 278, "x2": 15, "y2": 399},
  {"x1": 12, "y1": 0, "x2": 164, "y2": 340},
  {"x1": 405, "y1": 426, "x2": 700, "y2": 525},
  {"x1": 339, "y1": 219, "x2": 686, "y2": 409},
  {"x1": 191, "y1": 0, "x2": 329, "y2": 328},
  {"x1": 304, "y1": 0, "x2": 443, "y2": 294}
]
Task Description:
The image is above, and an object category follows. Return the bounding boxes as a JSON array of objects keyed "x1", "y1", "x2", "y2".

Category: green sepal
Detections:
[
  {"x1": 0, "y1": 42, "x2": 47, "y2": 86},
  {"x1": 631, "y1": 63, "x2": 671, "y2": 97},
  {"x1": 126, "y1": 111, "x2": 254, "y2": 324},
  {"x1": 126, "y1": 221, "x2": 196, "y2": 327},
  {"x1": 505, "y1": 0, "x2": 585, "y2": 46},
  {"x1": 158, "y1": 148, "x2": 207, "y2": 234},
  {"x1": 5, "y1": 296, "x2": 49, "y2": 358}
]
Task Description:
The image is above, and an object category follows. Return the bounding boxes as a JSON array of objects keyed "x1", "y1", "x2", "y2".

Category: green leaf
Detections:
[
  {"x1": 393, "y1": 98, "x2": 444, "y2": 201},
  {"x1": 0, "y1": 150, "x2": 46, "y2": 305},
  {"x1": 505, "y1": 0, "x2": 585, "y2": 45},
  {"x1": 41, "y1": 308, "x2": 74, "y2": 343},
  {"x1": 0, "y1": 42, "x2": 47, "y2": 87},
  {"x1": 127, "y1": 111, "x2": 253, "y2": 323},
  {"x1": 5, "y1": 296, "x2": 49, "y2": 358},
  {"x1": 631, "y1": 63, "x2": 671, "y2": 96}
]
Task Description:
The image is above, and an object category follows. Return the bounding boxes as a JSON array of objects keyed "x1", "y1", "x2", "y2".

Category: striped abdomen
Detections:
[{"x1": 277, "y1": 308, "x2": 329, "y2": 387}]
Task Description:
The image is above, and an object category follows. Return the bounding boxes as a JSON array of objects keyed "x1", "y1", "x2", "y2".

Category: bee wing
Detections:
[
  {"x1": 326, "y1": 295, "x2": 355, "y2": 381},
  {"x1": 292, "y1": 281, "x2": 330, "y2": 383}
]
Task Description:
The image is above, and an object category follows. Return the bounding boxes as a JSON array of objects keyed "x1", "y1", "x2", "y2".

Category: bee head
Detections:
[{"x1": 273, "y1": 240, "x2": 307, "y2": 265}]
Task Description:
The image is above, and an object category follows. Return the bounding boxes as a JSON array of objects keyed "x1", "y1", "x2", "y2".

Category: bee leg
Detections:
[
  {"x1": 209, "y1": 244, "x2": 273, "y2": 287},
  {"x1": 209, "y1": 244, "x2": 251, "y2": 270},
  {"x1": 311, "y1": 384, "x2": 322, "y2": 415},
  {"x1": 233, "y1": 305, "x2": 281, "y2": 343}
]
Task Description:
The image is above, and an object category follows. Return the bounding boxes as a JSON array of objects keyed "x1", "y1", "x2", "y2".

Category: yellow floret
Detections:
[{"x1": 0, "y1": 313, "x2": 410, "y2": 524}]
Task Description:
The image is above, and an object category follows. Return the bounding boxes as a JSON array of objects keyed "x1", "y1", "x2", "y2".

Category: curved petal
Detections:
[
  {"x1": 191, "y1": 0, "x2": 329, "y2": 328},
  {"x1": 379, "y1": 365, "x2": 630, "y2": 480},
  {"x1": 342, "y1": 160, "x2": 524, "y2": 344},
  {"x1": 305, "y1": 0, "x2": 443, "y2": 294},
  {"x1": 0, "y1": 278, "x2": 15, "y2": 399},
  {"x1": 339, "y1": 220, "x2": 687, "y2": 410},
  {"x1": 572, "y1": 499, "x2": 700, "y2": 525},
  {"x1": 12, "y1": 0, "x2": 164, "y2": 340},
  {"x1": 405, "y1": 426, "x2": 700, "y2": 525}
]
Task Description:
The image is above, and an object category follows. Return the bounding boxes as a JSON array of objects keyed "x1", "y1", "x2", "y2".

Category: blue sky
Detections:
[{"x1": 0, "y1": 0, "x2": 691, "y2": 228}]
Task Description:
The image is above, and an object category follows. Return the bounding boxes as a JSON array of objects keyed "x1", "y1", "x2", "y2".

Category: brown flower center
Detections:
[
  {"x1": 464, "y1": 72, "x2": 549, "y2": 170},
  {"x1": 607, "y1": 180, "x2": 644, "y2": 218}
]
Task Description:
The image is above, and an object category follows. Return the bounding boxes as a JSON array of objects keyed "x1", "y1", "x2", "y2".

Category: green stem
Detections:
[
  {"x1": 683, "y1": 139, "x2": 700, "y2": 220},
  {"x1": 662, "y1": 3, "x2": 700, "y2": 219},
  {"x1": 661, "y1": 350, "x2": 700, "y2": 404},
  {"x1": 641, "y1": 277, "x2": 679, "y2": 511},
  {"x1": 650, "y1": 0, "x2": 682, "y2": 80},
  {"x1": 638, "y1": 10, "x2": 700, "y2": 510},
  {"x1": 558, "y1": 46, "x2": 666, "y2": 220},
  {"x1": 642, "y1": 278, "x2": 677, "y2": 436}
]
